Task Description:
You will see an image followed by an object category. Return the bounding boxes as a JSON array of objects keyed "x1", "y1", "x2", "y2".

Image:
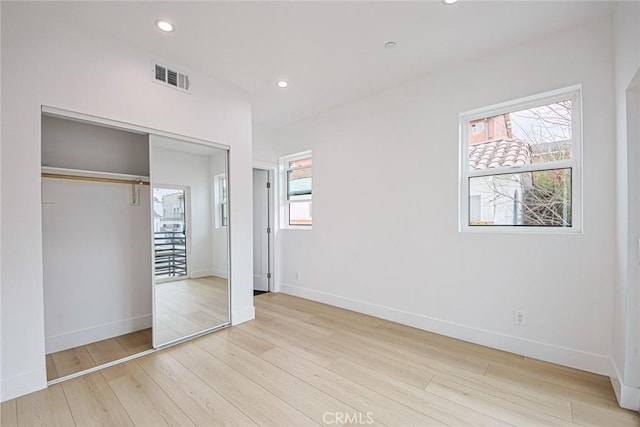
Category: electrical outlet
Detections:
[{"x1": 514, "y1": 310, "x2": 526, "y2": 326}]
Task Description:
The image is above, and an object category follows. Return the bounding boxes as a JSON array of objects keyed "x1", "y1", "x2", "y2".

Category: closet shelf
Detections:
[{"x1": 41, "y1": 166, "x2": 150, "y2": 186}]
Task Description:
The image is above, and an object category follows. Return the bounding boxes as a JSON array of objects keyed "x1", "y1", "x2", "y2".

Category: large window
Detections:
[
  {"x1": 282, "y1": 151, "x2": 312, "y2": 227},
  {"x1": 459, "y1": 86, "x2": 582, "y2": 232}
]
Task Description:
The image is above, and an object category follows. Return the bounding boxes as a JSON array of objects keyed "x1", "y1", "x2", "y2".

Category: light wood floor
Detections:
[
  {"x1": 3, "y1": 293, "x2": 638, "y2": 426},
  {"x1": 46, "y1": 329, "x2": 152, "y2": 381},
  {"x1": 155, "y1": 276, "x2": 229, "y2": 345}
]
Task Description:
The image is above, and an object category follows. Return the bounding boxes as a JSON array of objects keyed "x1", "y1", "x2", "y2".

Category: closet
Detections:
[
  {"x1": 42, "y1": 115, "x2": 153, "y2": 380},
  {"x1": 41, "y1": 110, "x2": 231, "y2": 382}
]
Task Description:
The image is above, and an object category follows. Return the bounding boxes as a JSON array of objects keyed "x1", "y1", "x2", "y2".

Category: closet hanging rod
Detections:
[
  {"x1": 41, "y1": 166, "x2": 150, "y2": 186},
  {"x1": 42, "y1": 173, "x2": 150, "y2": 186}
]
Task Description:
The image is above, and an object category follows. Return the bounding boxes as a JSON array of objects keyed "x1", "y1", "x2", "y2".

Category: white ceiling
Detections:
[{"x1": 34, "y1": 1, "x2": 612, "y2": 128}]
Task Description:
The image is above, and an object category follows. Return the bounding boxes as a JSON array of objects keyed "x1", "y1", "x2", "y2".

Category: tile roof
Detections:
[{"x1": 469, "y1": 139, "x2": 530, "y2": 170}]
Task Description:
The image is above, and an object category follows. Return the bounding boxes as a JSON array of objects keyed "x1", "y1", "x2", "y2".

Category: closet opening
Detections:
[
  {"x1": 41, "y1": 113, "x2": 153, "y2": 382},
  {"x1": 41, "y1": 107, "x2": 232, "y2": 385}
]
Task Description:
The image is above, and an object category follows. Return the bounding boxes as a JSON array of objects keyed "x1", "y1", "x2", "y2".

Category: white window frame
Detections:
[
  {"x1": 459, "y1": 85, "x2": 583, "y2": 233},
  {"x1": 280, "y1": 150, "x2": 312, "y2": 229}
]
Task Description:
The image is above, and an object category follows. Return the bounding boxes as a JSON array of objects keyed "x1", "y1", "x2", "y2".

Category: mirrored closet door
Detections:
[{"x1": 150, "y1": 135, "x2": 230, "y2": 347}]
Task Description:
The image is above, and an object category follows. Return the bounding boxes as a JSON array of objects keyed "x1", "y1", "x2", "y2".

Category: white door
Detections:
[{"x1": 253, "y1": 169, "x2": 270, "y2": 291}]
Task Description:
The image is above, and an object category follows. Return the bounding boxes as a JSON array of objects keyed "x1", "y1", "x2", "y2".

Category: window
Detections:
[
  {"x1": 214, "y1": 174, "x2": 228, "y2": 228},
  {"x1": 282, "y1": 151, "x2": 312, "y2": 227},
  {"x1": 460, "y1": 86, "x2": 582, "y2": 232}
]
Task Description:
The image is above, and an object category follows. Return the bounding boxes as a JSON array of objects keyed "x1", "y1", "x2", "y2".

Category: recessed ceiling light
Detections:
[
  {"x1": 442, "y1": 0, "x2": 459, "y2": 4},
  {"x1": 276, "y1": 80, "x2": 289, "y2": 88},
  {"x1": 155, "y1": 19, "x2": 175, "y2": 32},
  {"x1": 384, "y1": 41, "x2": 397, "y2": 49}
]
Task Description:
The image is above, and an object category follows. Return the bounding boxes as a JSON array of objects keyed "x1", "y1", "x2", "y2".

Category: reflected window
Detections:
[{"x1": 214, "y1": 174, "x2": 228, "y2": 228}]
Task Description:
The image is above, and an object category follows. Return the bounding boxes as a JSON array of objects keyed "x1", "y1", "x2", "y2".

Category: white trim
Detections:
[
  {"x1": 280, "y1": 282, "x2": 612, "y2": 376},
  {"x1": 459, "y1": 85, "x2": 583, "y2": 233},
  {"x1": 45, "y1": 314, "x2": 152, "y2": 354},
  {"x1": 231, "y1": 305, "x2": 255, "y2": 325},
  {"x1": 611, "y1": 360, "x2": 640, "y2": 410},
  {"x1": 253, "y1": 161, "x2": 280, "y2": 292},
  {"x1": 1, "y1": 368, "x2": 47, "y2": 403},
  {"x1": 461, "y1": 84, "x2": 583, "y2": 121},
  {"x1": 280, "y1": 150, "x2": 313, "y2": 229}
]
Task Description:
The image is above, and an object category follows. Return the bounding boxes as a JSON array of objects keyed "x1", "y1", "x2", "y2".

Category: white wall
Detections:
[
  {"x1": 253, "y1": 123, "x2": 279, "y2": 164},
  {"x1": 1, "y1": 2, "x2": 254, "y2": 401},
  {"x1": 275, "y1": 18, "x2": 616, "y2": 376},
  {"x1": 613, "y1": 0, "x2": 640, "y2": 410},
  {"x1": 42, "y1": 115, "x2": 149, "y2": 176}
]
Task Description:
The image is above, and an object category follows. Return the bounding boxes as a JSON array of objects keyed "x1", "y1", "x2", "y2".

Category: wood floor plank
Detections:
[
  {"x1": 45, "y1": 355, "x2": 58, "y2": 382},
  {"x1": 261, "y1": 346, "x2": 445, "y2": 426},
  {"x1": 257, "y1": 316, "x2": 436, "y2": 389},
  {"x1": 101, "y1": 361, "x2": 196, "y2": 426},
  {"x1": 485, "y1": 361, "x2": 620, "y2": 406},
  {"x1": 61, "y1": 371, "x2": 134, "y2": 426},
  {"x1": 326, "y1": 356, "x2": 511, "y2": 426},
  {"x1": 84, "y1": 336, "x2": 129, "y2": 366},
  {"x1": 114, "y1": 329, "x2": 153, "y2": 356},
  {"x1": 47, "y1": 329, "x2": 152, "y2": 381},
  {"x1": 168, "y1": 343, "x2": 318, "y2": 426},
  {"x1": 236, "y1": 318, "x2": 338, "y2": 367},
  {"x1": 1, "y1": 399, "x2": 18, "y2": 427},
  {"x1": 15, "y1": 384, "x2": 75, "y2": 426},
  {"x1": 438, "y1": 363, "x2": 573, "y2": 421},
  {"x1": 50, "y1": 346, "x2": 95, "y2": 379},
  {"x1": 136, "y1": 351, "x2": 257, "y2": 426},
  {"x1": 196, "y1": 332, "x2": 369, "y2": 426},
  {"x1": 571, "y1": 401, "x2": 640, "y2": 426},
  {"x1": 426, "y1": 375, "x2": 575, "y2": 426}
]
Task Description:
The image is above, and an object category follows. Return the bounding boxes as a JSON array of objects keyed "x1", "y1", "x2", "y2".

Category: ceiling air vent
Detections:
[{"x1": 153, "y1": 63, "x2": 190, "y2": 93}]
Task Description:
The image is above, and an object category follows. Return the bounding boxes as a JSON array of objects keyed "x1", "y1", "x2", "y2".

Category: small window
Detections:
[
  {"x1": 460, "y1": 86, "x2": 581, "y2": 232},
  {"x1": 282, "y1": 151, "x2": 312, "y2": 227},
  {"x1": 214, "y1": 174, "x2": 228, "y2": 228}
]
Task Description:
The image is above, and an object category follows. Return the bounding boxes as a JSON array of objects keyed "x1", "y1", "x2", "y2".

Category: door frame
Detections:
[{"x1": 253, "y1": 161, "x2": 279, "y2": 293}]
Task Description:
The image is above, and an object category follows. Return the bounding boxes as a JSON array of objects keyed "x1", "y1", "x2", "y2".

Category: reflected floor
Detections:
[
  {"x1": 46, "y1": 329, "x2": 152, "y2": 381},
  {"x1": 155, "y1": 276, "x2": 229, "y2": 345}
]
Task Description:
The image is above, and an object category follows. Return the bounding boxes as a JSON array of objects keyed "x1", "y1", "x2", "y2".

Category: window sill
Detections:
[{"x1": 459, "y1": 225, "x2": 582, "y2": 235}]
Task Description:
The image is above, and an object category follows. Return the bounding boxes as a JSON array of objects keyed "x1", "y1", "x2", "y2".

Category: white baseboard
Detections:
[
  {"x1": 45, "y1": 314, "x2": 152, "y2": 354},
  {"x1": 191, "y1": 269, "x2": 215, "y2": 279},
  {"x1": 611, "y1": 360, "x2": 640, "y2": 410},
  {"x1": 280, "y1": 283, "x2": 612, "y2": 376},
  {"x1": 1, "y1": 367, "x2": 46, "y2": 403},
  {"x1": 232, "y1": 305, "x2": 255, "y2": 326},
  {"x1": 194, "y1": 268, "x2": 228, "y2": 279}
]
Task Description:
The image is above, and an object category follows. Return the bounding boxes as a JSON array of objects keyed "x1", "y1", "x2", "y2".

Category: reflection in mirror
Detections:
[{"x1": 150, "y1": 135, "x2": 230, "y2": 347}]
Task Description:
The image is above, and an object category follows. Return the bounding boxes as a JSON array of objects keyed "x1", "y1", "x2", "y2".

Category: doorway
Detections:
[{"x1": 253, "y1": 168, "x2": 272, "y2": 295}]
